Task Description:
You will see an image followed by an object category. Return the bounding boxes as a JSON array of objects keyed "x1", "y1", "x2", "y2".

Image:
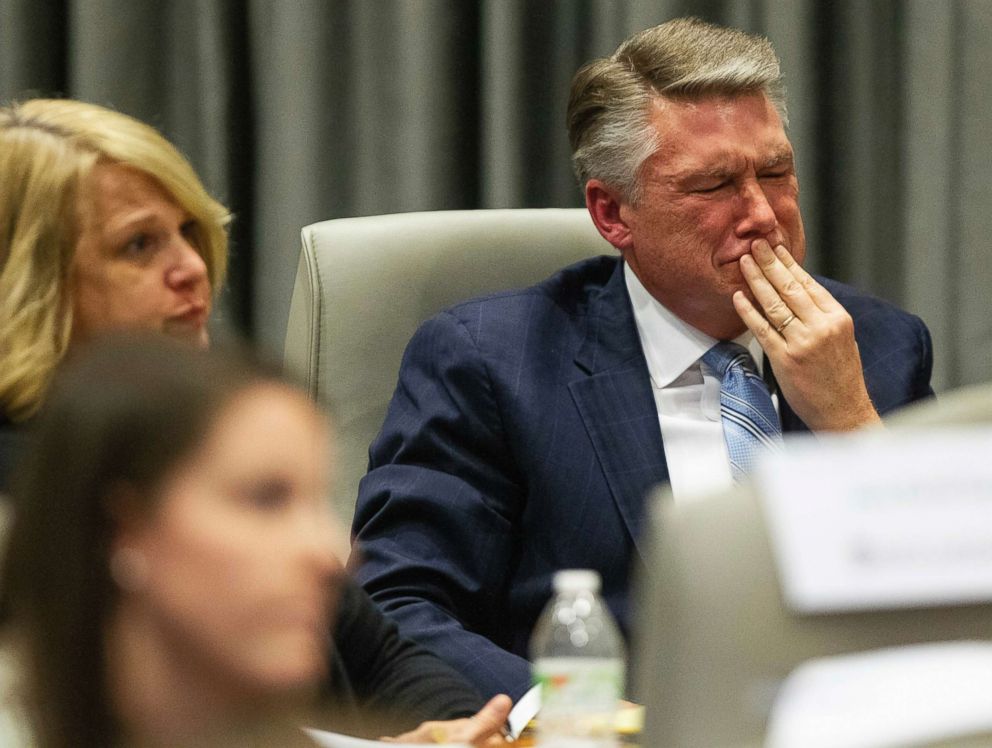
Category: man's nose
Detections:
[
  {"x1": 734, "y1": 180, "x2": 777, "y2": 237},
  {"x1": 165, "y1": 236, "x2": 209, "y2": 290}
]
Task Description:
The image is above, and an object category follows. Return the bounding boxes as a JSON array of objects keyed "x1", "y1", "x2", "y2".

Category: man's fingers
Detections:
[
  {"x1": 739, "y1": 253, "x2": 808, "y2": 333},
  {"x1": 748, "y1": 240, "x2": 819, "y2": 321},
  {"x1": 733, "y1": 291, "x2": 785, "y2": 354},
  {"x1": 771, "y1": 243, "x2": 843, "y2": 314}
]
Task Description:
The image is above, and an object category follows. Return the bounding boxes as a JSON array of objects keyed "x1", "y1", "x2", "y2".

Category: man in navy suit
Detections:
[{"x1": 351, "y1": 17, "x2": 933, "y2": 713}]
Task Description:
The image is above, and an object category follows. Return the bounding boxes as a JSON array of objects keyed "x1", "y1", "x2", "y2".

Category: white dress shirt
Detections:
[{"x1": 624, "y1": 263, "x2": 776, "y2": 501}]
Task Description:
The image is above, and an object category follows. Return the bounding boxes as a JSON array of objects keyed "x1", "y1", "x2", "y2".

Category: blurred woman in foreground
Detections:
[
  {"x1": 1, "y1": 337, "x2": 509, "y2": 746},
  {"x1": 0, "y1": 98, "x2": 227, "y2": 490}
]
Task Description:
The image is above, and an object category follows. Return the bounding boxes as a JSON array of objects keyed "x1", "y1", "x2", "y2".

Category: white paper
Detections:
[
  {"x1": 757, "y1": 427, "x2": 992, "y2": 613},
  {"x1": 507, "y1": 684, "x2": 540, "y2": 737},
  {"x1": 765, "y1": 641, "x2": 992, "y2": 747},
  {"x1": 303, "y1": 727, "x2": 470, "y2": 748}
]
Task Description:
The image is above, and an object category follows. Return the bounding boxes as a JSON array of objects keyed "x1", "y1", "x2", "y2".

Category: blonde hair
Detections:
[
  {"x1": 0, "y1": 99, "x2": 230, "y2": 422},
  {"x1": 567, "y1": 17, "x2": 788, "y2": 204}
]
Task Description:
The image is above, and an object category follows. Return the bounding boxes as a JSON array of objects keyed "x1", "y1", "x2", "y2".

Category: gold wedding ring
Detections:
[{"x1": 776, "y1": 313, "x2": 796, "y2": 333}]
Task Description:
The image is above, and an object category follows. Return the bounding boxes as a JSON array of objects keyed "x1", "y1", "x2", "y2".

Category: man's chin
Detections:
[{"x1": 717, "y1": 258, "x2": 747, "y2": 285}]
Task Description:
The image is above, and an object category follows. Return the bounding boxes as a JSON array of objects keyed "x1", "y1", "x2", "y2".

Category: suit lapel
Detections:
[
  {"x1": 568, "y1": 261, "x2": 667, "y2": 559},
  {"x1": 762, "y1": 355, "x2": 809, "y2": 434},
  {"x1": 778, "y1": 397, "x2": 809, "y2": 433}
]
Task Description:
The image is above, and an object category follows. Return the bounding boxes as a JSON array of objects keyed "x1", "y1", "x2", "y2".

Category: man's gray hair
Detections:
[{"x1": 567, "y1": 17, "x2": 788, "y2": 204}]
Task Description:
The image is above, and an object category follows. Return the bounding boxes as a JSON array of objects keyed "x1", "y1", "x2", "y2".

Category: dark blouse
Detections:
[
  {"x1": 323, "y1": 580, "x2": 484, "y2": 736},
  {"x1": 0, "y1": 415, "x2": 27, "y2": 497}
]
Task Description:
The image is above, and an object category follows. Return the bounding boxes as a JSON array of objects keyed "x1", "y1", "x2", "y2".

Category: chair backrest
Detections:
[
  {"x1": 636, "y1": 480, "x2": 992, "y2": 747},
  {"x1": 283, "y1": 209, "x2": 610, "y2": 520}
]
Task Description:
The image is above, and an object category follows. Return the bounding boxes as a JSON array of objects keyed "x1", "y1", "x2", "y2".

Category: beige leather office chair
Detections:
[
  {"x1": 636, "y1": 480, "x2": 992, "y2": 747},
  {"x1": 283, "y1": 209, "x2": 611, "y2": 520}
]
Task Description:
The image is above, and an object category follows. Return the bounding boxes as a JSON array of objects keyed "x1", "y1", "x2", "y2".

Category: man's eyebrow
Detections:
[
  {"x1": 669, "y1": 147, "x2": 794, "y2": 183},
  {"x1": 671, "y1": 161, "x2": 741, "y2": 183},
  {"x1": 761, "y1": 148, "x2": 795, "y2": 170},
  {"x1": 694, "y1": 164, "x2": 738, "y2": 180}
]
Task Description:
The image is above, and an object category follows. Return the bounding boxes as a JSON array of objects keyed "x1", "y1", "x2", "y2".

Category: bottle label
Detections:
[{"x1": 533, "y1": 656, "x2": 623, "y2": 746}]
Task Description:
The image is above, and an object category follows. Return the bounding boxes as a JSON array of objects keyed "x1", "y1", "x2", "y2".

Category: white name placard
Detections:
[
  {"x1": 757, "y1": 426, "x2": 992, "y2": 614},
  {"x1": 765, "y1": 641, "x2": 992, "y2": 748}
]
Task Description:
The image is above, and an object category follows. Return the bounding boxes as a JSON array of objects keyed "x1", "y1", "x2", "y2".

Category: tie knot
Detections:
[{"x1": 702, "y1": 341, "x2": 755, "y2": 378}]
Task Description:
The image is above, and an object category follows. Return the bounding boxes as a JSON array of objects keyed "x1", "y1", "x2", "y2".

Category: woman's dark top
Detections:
[
  {"x1": 323, "y1": 579, "x2": 485, "y2": 736},
  {"x1": 0, "y1": 415, "x2": 26, "y2": 496}
]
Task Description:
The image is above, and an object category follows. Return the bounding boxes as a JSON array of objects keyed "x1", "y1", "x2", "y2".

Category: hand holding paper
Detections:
[{"x1": 382, "y1": 695, "x2": 513, "y2": 746}]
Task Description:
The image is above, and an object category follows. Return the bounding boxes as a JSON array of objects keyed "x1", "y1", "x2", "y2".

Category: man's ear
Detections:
[{"x1": 585, "y1": 179, "x2": 633, "y2": 252}]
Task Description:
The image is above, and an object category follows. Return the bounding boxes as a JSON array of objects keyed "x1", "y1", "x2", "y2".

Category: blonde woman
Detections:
[{"x1": 0, "y1": 98, "x2": 229, "y2": 489}]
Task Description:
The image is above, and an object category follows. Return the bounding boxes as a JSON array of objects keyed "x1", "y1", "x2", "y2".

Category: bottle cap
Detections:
[{"x1": 553, "y1": 569, "x2": 601, "y2": 593}]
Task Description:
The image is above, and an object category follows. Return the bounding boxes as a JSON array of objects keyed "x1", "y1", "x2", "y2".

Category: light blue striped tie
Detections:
[{"x1": 703, "y1": 342, "x2": 783, "y2": 481}]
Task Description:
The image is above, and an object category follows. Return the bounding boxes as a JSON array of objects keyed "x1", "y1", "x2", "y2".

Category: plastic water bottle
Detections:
[{"x1": 531, "y1": 569, "x2": 625, "y2": 747}]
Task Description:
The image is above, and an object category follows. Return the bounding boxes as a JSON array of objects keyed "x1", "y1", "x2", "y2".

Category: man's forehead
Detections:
[
  {"x1": 644, "y1": 93, "x2": 793, "y2": 176},
  {"x1": 647, "y1": 89, "x2": 783, "y2": 123}
]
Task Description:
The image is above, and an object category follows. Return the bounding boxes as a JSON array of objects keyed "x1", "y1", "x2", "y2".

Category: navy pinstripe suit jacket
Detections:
[{"x1": 352, "y1": 255, "x2": 934, "y2": 701}]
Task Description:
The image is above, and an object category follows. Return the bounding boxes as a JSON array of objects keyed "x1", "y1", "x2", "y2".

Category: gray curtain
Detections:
[{"x1": 2, "y1": 0, "x2": 989, "y2": 390}]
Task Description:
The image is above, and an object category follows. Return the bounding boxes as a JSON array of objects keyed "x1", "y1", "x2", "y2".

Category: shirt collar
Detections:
[{"x1": 624, "y1": 263, "x2": 764, "y2": 388}]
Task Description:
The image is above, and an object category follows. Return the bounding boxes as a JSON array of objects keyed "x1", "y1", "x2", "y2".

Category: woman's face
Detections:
[
  {"x1": 117, "y1": 384, "x2": 345, "y2": 695},
  {"x1": 72, "y1": 162, "x2": 212, "y2": 347}
]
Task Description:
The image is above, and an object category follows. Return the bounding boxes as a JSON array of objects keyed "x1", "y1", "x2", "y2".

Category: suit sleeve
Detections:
[
  {"x1": 866, "y1": 309, "x2": 936, "y2": 410},
  {"x1": 331, "y1": 580, "x2": 485, "y2": 729},
  {"x1": 351, "y1": 310, "x2": 533, "y2": 700},
  {"x1": 912, "y1": 313, "x2": 935, "y2": 400}
]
